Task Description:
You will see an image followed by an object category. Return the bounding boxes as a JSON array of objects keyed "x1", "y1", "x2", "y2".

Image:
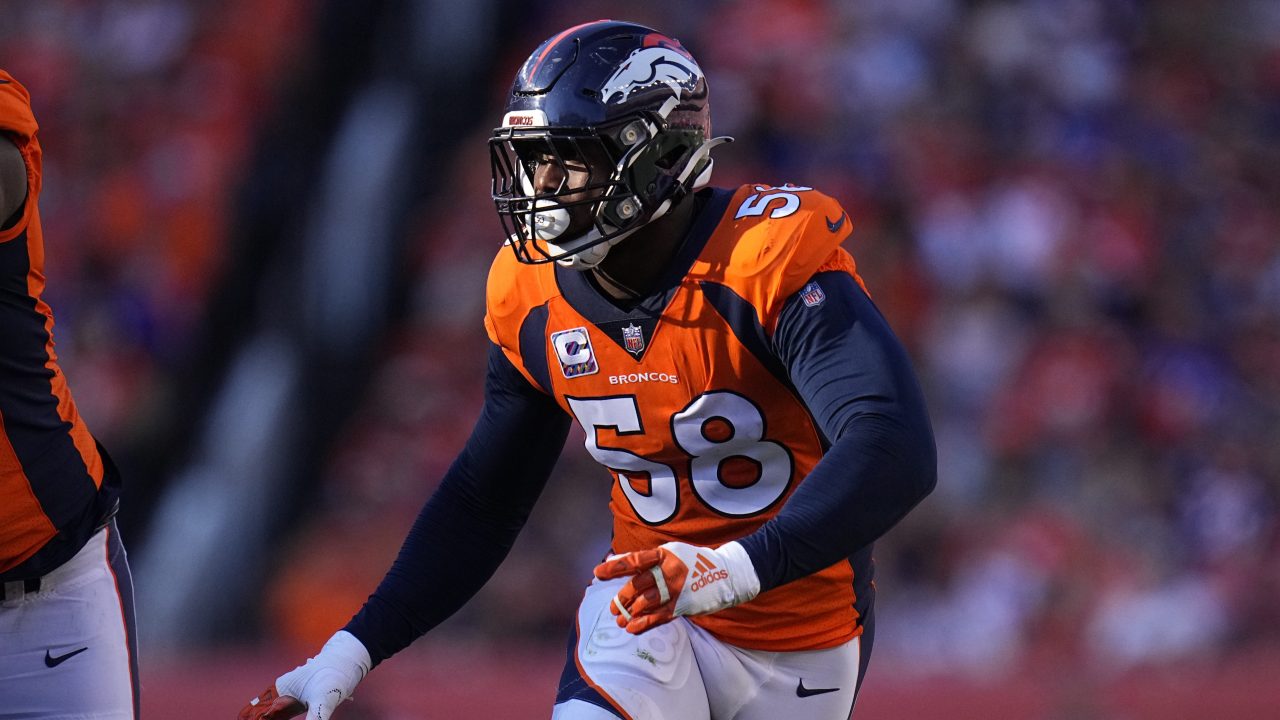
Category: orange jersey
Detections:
[
  {"x1": 485, "y1": 184, "x2": 870, "y2": 651},
  {"x1": 1, "y1": 71, "x2": 114, "y2": 577}
]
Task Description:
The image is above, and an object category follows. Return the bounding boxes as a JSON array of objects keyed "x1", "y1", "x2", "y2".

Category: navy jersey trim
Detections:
[
  {"x1": 696, "y1": 280, "x2": 793, "y2": 390},
  {"x1": 0, "y1": 228, "x2": 98, "y2": 532},
  {"x1": 518, "y1": 302, "x2": 553, "y2": 394}
]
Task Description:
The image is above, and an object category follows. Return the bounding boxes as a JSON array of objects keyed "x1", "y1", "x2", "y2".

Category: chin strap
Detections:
[{"x1": 548, "y1": 227, "x2": 634, "y2": 269}]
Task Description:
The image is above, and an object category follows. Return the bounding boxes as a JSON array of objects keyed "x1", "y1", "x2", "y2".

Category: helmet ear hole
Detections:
[
  {"x1": 616, "y1": 198, "x2": 639, "y2": 220},
  {"x1": 619, "y1": 121, "x2": 649, "y2": 147}
]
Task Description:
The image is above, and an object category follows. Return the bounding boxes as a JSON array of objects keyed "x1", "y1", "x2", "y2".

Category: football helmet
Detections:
[{"x1": 490, "y1": 20, "x2": 730, "y2": 269}]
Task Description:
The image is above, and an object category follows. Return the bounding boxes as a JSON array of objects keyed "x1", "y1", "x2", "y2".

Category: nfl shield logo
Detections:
[
  {"x1": 800, "y1": 281, "x2": 826, "y2": 307},
  {"x1": 622, "y1": 323, "x2": 645, "y2": 356}
]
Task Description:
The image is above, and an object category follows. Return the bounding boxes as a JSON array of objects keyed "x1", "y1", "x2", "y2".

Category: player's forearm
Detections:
[
  {"x1": 737, "y1": 409, "x2": 935, "y2": 591},
  {"x1": 342, "y1": 469, "x2": 535, "y2": 664},
  {"x1": 342, "y1": 344, "x2": 570, "y2": 666}
]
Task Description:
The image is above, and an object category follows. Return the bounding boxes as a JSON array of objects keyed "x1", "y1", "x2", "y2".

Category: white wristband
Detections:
[
  {"x1": 718, "y1": 541, "x2": 762, "y2": 603},
  {"x1": 320, "y1": 630, "x2": 372, "y2": 680},
  {"x1": 275, "y1": 630, "x2": 372, "y2": 704}
]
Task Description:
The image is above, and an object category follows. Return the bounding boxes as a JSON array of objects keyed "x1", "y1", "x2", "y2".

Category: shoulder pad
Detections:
[
  {"x1": 483, "y1": 246, "x2": 558, "y2": 377},
  {"x1": 693, "y1": 183, "x2": 856, "y2": 331}
]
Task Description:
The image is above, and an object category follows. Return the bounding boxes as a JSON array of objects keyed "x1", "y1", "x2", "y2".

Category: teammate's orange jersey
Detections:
[
  {"x1": 485, "y1": 183, "x2": 871, "y2": 651},
  {"x1": 1, "y1": 71, "x2": 115, "y2": 578}
]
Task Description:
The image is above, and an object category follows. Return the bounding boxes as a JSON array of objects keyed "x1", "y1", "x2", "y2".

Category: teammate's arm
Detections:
[
  {"x1": 241, "y1": 343, "x2": 570, "y2": 720},
  {"x1": 739, "y1": 269, "x2": 937, "y2": 591},
  {"x1": 0, "y1": 135, "x2": 26, "y2": 229}
]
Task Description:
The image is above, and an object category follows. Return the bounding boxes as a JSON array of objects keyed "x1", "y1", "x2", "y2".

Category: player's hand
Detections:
[
  {"x1": 593, "y1": 540, "x2": 760, "y2": 634},
  {"x1": 238, "y1": 631, "x2": 371, "y2": 720}
]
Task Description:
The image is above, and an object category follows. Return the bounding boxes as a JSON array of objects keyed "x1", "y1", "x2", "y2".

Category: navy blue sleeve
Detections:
[
  {"x1": 736, "y1": 271, "x2": 937, "y2": 592},
  {"x1": 343, "y1": 343, "x2": 570, "y2": 665}
]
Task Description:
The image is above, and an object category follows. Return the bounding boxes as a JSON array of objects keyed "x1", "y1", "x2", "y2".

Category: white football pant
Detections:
[
  {"x1": 552, "y1": 575, "x2": 865, "y2": 720},
  {"x1": 0, "y1": 521, "x2": 138, "y2": 719}
]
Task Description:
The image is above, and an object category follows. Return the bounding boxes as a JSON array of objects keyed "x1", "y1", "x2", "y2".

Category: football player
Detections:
[
  {"x1": 0, "y1": 71, "x2": 140, "y2": 718},
  {"x1": 241, "y1": 20, "x2": 935, "y2": 720}
]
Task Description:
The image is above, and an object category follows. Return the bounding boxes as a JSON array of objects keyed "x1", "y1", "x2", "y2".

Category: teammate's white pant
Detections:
[
  {"x1": 0, "y1": 521, "x2": 138, "y2": 719},
  {"x1": 553, "y1": 576, "x2": 866, "y2": 720}
]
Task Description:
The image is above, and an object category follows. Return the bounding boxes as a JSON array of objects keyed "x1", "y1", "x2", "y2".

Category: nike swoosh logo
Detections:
[
  {"x1": 45, "y1": 647, "x2": 89, "y2": 668},
  {"x1": 825, "y1": 212, "x2": 847, "y2": 233},
  {"x1": 796, "y1": 678, "x2": 840, "y2": 698}
]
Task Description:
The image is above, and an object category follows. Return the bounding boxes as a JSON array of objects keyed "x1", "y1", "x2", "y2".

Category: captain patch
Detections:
[{"x1": 551, "y1": 327, "x2": 599, "y2": 378}]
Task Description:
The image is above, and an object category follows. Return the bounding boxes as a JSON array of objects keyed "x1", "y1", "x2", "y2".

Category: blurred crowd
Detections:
[
  {"x1": 5, "y1": 0, "x2": 1279, "y2": 680},
  {"x1": 0, "y1": 0, "x2": 309, "y2": 477}
]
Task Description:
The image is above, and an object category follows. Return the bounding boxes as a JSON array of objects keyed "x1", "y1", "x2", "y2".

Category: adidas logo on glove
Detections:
[{"x1": 689, "y1": 553, "x2": 729, "y2": 592}]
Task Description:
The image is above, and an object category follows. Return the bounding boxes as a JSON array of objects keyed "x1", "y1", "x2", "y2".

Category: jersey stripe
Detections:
[
  {"x1": 697, "y1": 280, "x2": 792, "y2": 388},
  {"x1": 518, "y1": 302, "x2": 553, "y2": 394},
  {"x1": 0, "y1": 229, "x2": 101, "y2": 572}
]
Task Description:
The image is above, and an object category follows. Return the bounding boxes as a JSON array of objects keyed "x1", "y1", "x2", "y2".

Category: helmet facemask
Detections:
[{"x1": 491, "y1": 103, "x2": 720, "y2": 269}]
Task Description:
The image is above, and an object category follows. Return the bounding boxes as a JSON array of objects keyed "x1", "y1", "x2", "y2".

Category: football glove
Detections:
[
  {"x1": 593, "y1": 540, "x2": 760, "y2": 634},
  {"x1": 238, "y1": 630, "x2": 371, "y2": 720}
]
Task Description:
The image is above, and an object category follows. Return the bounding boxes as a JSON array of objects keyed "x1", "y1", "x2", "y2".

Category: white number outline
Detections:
[{"x1": 734, "y1": 184, "x2": 814, "y2": 221}]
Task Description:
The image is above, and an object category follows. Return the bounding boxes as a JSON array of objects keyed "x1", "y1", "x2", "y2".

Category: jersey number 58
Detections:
[{"x1": 567, "y1": 392, "x2": 794, "y2": 524}]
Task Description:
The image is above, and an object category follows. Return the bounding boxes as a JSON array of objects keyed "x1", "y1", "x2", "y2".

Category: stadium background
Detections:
[{"x1": 4, "y1": 0, "x2": 1280, "y2": 717}]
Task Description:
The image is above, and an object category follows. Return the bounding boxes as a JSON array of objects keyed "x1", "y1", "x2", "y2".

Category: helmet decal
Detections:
[
  {"x1": 501, "y1": 110, "x2": 548, "y2": 128},
  {"x1": 599, "y1": 46, "x2": 703, "y2": 105}
]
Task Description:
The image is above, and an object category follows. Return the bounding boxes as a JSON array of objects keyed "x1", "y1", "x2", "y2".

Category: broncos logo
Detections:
[{"x1": 600, "y1": 47, "x2": 703, "y2": 104}]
